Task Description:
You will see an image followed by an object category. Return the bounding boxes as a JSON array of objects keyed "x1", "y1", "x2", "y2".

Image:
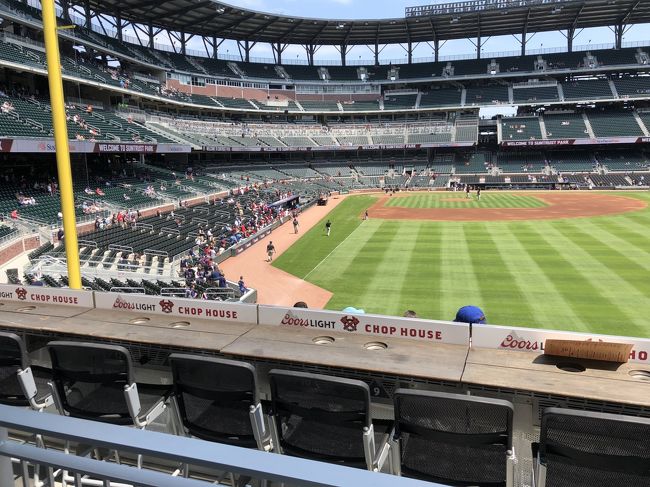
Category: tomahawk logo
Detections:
[
  {"x1": 340, "y1": 315, "x2": 360, "y2": 333},
  {"x1": 159, "y1": 299, "x2": 174, "y2": 314},
  {"x1": 15, "y1": 288, "x2": 28, "y2": 301}
]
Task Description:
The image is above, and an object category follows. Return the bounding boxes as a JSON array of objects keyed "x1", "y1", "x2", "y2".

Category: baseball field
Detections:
[{"x1": 273, "y1": 191, "x2": 650, "y2": 338}]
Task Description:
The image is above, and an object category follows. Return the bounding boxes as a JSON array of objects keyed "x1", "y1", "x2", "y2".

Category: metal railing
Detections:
[{"x1": 0, "y1": 405, "x2": 434, "y2": 487}]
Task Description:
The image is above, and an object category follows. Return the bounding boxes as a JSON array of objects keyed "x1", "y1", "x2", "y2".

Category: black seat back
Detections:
[
  {"x1": 0, "y1": 331, "x2": 28, "y2": 406},
  {"x1": 393, "y1": 389, "x2": 514, "y2": 486},
  {"x1": 268, "y1": 369, "x2": 371, "y2": 466},
  {"x1": 539, "y1": 408, "x2": 650, "y2": 487},
  {"x1": 47, "y1": 341, "x2": 133, "y2": 424},
  {"x1": 169, "y1": 354, "x2": 258, "y2": 448}
]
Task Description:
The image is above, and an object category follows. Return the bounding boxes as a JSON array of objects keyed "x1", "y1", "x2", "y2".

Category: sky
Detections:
[{"x1": 114, "y1": 0, "x2": 650, "y2": 65}]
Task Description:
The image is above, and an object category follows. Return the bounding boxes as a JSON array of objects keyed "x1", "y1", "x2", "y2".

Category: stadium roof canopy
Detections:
[{"x1": 86, "y1": 0, "x2": 650, "y2": 46}]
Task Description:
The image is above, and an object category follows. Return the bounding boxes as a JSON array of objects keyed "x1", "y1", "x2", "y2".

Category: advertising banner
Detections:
[
  {"x1": 501, "y1": 136, "x2": 650, "y2": 147},
  {"x1": 0, "y1": 139, "x2": 191, "y2": 154},
  {"x1": 0, "y1": 283, "x2": 94, "y2": 308},
  {"x1": 94, "y1": 292, "x2": 258, "y2": 323},
  {"x1": 471, "y1": 324, "x2": 650, "y2": 364},
  {"x1": 258, "y1": 305, "x2": 470, "y2": 345}
]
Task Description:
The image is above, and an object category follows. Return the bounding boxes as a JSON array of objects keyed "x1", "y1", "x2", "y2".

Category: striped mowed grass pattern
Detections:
[
  {"x1": 273, "y1": 192, "x2": 650, "y2": 338},
  {"x1": 384, "y1": 193, "x2": 548, "y2": 209}
]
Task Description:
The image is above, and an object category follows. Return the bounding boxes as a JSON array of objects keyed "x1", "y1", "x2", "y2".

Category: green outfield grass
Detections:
[
  {"x1": 273, "y1": 192, "x2": 650, "y2": 338},
  {"x1": 384, "y1": 192, "x2": 548, "y2": 209}
]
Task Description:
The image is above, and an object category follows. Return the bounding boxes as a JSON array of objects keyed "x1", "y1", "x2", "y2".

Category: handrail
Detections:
[
  {"x1": 143, "y1": 249, "x2": 168, "y2": 258},
  {"x1": 0, "y1": 405, "x2": 434, "y2": 487},
  {"x1": 109, "y1": 286, "x2": 145, "y2": 293}
]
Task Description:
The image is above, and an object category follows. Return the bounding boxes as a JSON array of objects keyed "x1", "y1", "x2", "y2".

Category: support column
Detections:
[
  {"x1": 615, "y1": 23, "x2": 623, "y2": 49},
  {"x1": 274, "y1": 43, "x2": 283, "y2": 64},
  {"x1": 476, "y1": 34, "x2": 481, "y2": 59},
  {"x1": 180, "y1": 31, "x2": 186, "y2": 55},
  {"x1": 407, "y1": 41, "x2": 412, "y2": 64},
  {"x1": 434, "y1": 38, "x2": 439, "y2": 62},
  {"x1": 116, "y1": 14, "x2": 122, "y2": 41},
  {"x1": 374, "y1": 41, "x2": 379, "y2": 66},
  {"x1": 148, "y1": 24, "x2": 154, "y2": 48},
  {"x1": 340, "y1": 44, "x2": 346, "y2": 66},
  {"x1": 306, "y1": 45, "x2": 315, "y2": 66},
  {"x1": 83, "y1": 0, "x2": 91, "y2": 28},
  {"x1": 213, "y1": 36, "x2": 218, "y2": 59},
  {"x1": 245, "y1": 40, "x2": 250, "y2": 63},
  {"x1": 60, "y1": 0, "x2": 71, "y2": 22},
  {"x1": 567, "y1": 28, "x2": 575, "y2": 52}
]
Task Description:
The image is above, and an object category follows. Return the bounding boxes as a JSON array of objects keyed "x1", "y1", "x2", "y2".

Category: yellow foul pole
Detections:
[{"x1": 41, "y1": 0, "x2": 81, "y2": 289}]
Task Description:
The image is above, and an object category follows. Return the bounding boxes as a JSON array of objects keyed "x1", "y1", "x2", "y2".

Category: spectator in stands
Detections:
[
  {"x1": 342, "y1": 306, "x2": 365, "y2": 314},
  {"x1": 454, "y1": 306, "x2": 486, "y2": 325},
  {"x1": 185, "y1": 284, "x2": 198, "y2": 299},
  {"x1": 57, "y1": 228, "x2": 64, "y2": 242}
]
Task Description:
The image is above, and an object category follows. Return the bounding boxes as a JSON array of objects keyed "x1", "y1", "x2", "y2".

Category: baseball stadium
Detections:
[{"x1": 0, "y1": 0, "x2": 649, "y2": 486}]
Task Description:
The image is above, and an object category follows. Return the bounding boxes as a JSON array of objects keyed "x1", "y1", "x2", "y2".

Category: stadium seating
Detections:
[
  {"x1": 47, "y1": 341, "x2": 171, "y2": 427},
  {"x1": 455, "y1": 153, "x2": 490, "y2": 174},
  {"x1": 636, "y1": 111, "x2": 650, "y2": 134},
  {"x1": 512, "y1": 86, "x2": 560, "y2": 103},
  {"x1": 455, "y1": 124, "x2": 478, "y2": 143},
  {"x1": 613, "y1": 76, "x2": 650, "y2": 98},
  {"x1": 590, "y1": 174, "x2": 632, "y2": 187},
  {"x1": 268, "y1": 369, "x2": 387, "y2": 470},
  {"x1": 586, "y1": 111, "x2": 644, "y2": 137},
  {"x1": 464, "y1": 85, "x2": 510, "y2": 105},
  {"x1": 501, "y1": 116, "x2": 543, "y2": 141},
  {"x1": 562, "y1": 79, "x2": 614, "y2": 100},
  {"x1": 341, "y1": 100, "x2": 380, "y2": 112},
  {"x1": 215, "y1": 97, "x2": 258, "y2": 110},
  {"x1": 383, "y1": 94, "x2": 418, "y2": 110},
  {"x1": 169, "y1": 354, "x2": 267, "y2": 450},
  {"x1": 408, "y1": 133, "x2": 452, "y2": 143},
  {"x1": 298, "y1": 100, "x2": 341, "y2": 112},
  {"x1": 419, "y1": 88, "x2": 463, "y2": 108},
  {"x1": 0, "y1": 331, "x2": 52, "y2": 409},
  {"x1": 598, "y1": 151, "x2": 649, "y2": 172},
  {"x1": 533, "y1": 408, "x2": 650, "y2": 487},
  {"x1": 543, "y1": 112, "x2": 590, "y2": 139},
  {"x1": 371, "y1": 135, "x2": 406, "y2": 145},
  {"x1": 548, "y1": 153, "x2": 597, "y2": 173},
  {"x1": 282, "y1": 136, "x2": 318, "y2": 147},
  {"x1": 497, "y1": 152, "x2": 546, "y2": 172},
  {"x1": 390, "y1": 390, "x2": 515, "y2": 486}
]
